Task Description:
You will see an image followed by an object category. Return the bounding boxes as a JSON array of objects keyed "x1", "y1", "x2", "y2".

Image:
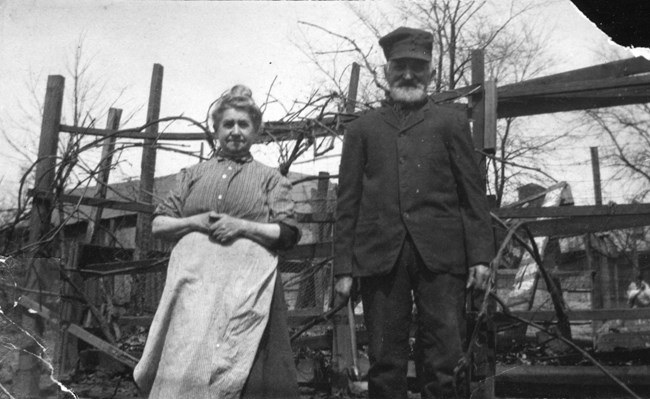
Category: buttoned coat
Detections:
[{"x1": 334, "y1": 99, "x2": 495, "y2": 277}]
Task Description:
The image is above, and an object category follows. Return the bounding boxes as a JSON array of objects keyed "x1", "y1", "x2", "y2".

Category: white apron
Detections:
[{"x1": 133, "y1": 232, "x2": 277, "y2": 398}]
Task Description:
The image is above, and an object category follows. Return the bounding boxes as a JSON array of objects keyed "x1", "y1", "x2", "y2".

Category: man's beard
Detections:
[{"x1": 390, "y1": 83, "x2": 427, "y2": 104}]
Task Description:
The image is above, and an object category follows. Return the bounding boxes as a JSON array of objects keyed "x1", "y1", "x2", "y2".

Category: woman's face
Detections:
[{"x1": 215, "y1": 108, "x2": 257, "y2": 157}]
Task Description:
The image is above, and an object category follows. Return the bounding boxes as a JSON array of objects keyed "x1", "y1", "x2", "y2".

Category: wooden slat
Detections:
[
  {"x1": 18, "y1": 75, "x2": 65, "y2": 397},
  {"x1": 79, "y1": 258, "x2": 168, "y2": 277},
  {"x1": 73, "y1": 241, "x2": 330, "y2": 276},
  {"x1": 483, "y1": 80, "x2": 497, "y2": 151},
  {"x1": 499, "y1": 71, "x2": 650, "y2": 99},
  {"x1": 42, "y1": 186, "x2": 650, "y2": 238},
  {"x1": 499, "y1": 56, "x2": 650, "y2": 90},
  {"x1": 524, "y1": 214, "x2": 650, "y2": 237},
  {"x1": 495, "y1": 364, "x2": 650, "y2": 387},
  {"x1": 498, "y1": 85, "x2": 650, "y2": 118},
  {"x1": 18, "y1": 296, "x2": 138, "y2": 368},
  {"x1": 345, "y1": 63, "x2": 360, "y2": 113},
  {"x1": 431, "y1": 84, "x2": 480, "y2": 103},
  {"x1": 495, "y1": 203, "x2": 650, "y2": 219},
  {"x1": 497, "y1": 308, "x2": 650, "y2": 322},
  {"x1": 498, "y1": 92, "x2": 650, "y2": 118},
  {"x1": 36, "y1": 190, "x2": 335, "y2": 222},
  {"x1": 281, "y1": 242, "x2": 333, "y2": 260},
  {"x1": 59, "y1": 124, "x2": 207, "y2": 141},
  {"x1": 61, "y1": 118, "x2": 342, "y2": 143},
  {"x1": 85, "y1": 108, "x2": 121, "y2": 243},
  {"x1": 133, "y1": 64, "x2": 164, "y2": 313},
  {"x1": 29, "y1": 189, "x2": 154, "y2": 213},
  {"x1": 295, "y1": 212, "x2": 335, "y2": 223},
  {"x1": 118, "y1": 312, "x2": 363, "y2": 330}
]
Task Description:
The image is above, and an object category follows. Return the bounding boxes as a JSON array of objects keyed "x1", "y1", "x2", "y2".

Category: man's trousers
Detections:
[{"x1": 360, "y1": 236, "x2": 467, "y2": 399}]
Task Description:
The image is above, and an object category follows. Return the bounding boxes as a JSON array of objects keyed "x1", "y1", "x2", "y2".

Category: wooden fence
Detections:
[{"x1": 14, "y1": 54, "x2": 650, "y2": 398}]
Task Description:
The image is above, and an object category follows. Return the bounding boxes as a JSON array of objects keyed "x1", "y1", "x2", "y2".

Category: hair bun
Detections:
[{"x1": 230, "y1": 84, "x2": 252, "y2": 99}]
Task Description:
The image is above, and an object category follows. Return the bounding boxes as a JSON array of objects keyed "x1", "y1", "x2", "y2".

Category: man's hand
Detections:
[
  {"x1": 334, "y1": 275, "x2": 354, "y2": 307},
  {"x1": 466, "y1": 263, "x2": 490, "y2": 291}
]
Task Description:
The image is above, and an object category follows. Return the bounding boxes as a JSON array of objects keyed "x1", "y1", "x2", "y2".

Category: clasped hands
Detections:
[{"x1": 193, "y1": 211, "x2": 248, "y2": 244}]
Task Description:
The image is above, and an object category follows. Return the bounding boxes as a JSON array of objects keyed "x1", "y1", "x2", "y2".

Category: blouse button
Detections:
[
  {"x1": 222, "y1": 174, "x2": 227, "y2": 179},
  {"x1": 218, "y1": 195, "x2": 223, "y2": 200}
]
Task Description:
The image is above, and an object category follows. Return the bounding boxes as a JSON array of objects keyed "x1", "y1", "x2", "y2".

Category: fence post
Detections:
[
  {"x1": 133, "y1": 64, "x2": 163, "y2": 313},
  {"x1": 14, "y1": 75, "x2": 64, "y2": 398},
  {"x1": 331, "y1": 64, "x2": 361, "y2": 394},
  {"x1": 468, "y1": 49, "x2": 496, "y2": 399},
  {"x1": 471, "y1": 49, "x2": 487, "y2": 179},
  {"x1": 85, "y1": 108, "x2": 122, "y2": 243},
  {"x1": 590, "y1": 147, "x2": 612, "y2": 308},
  {"x1": 345, "y1": 62, "x2": 360, "y2": 114},
  {"x1": 57, "y1": 108, "x2": 123, "y2": 375}
]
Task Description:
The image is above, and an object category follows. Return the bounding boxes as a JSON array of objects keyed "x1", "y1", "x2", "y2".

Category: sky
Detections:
[{"x1": 0, "y1": 0, "x2": 644, "y2": 206}]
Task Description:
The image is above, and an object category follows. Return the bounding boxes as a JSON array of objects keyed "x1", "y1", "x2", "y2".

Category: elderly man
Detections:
[{"x1": 333, "y1": 27, "x2": 495, "y2": 399}]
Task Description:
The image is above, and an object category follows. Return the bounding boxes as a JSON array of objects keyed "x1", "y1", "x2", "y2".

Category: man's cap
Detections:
[{"x1": 379, "y1": 27, "x2": 433, "y2": 62}]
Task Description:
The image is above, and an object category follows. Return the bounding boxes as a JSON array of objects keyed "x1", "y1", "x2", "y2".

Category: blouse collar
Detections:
[{"x1": 215, "y1": 148, "x2": 254, "y2": 164}]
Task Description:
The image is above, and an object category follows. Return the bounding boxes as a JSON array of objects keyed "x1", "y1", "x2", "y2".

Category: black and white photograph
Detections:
[{"x1": 1, "y1": 1, "x2": 650, "y2": 398}]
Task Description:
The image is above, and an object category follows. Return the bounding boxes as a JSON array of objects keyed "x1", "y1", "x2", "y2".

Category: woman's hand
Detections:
[
  {"x1": 152, "y1": 212, "x2": 216, "y2": 241},
  {"x1": 187, "y1": 212, "x2": 217, "y2": 234},
  {"x1": 208, "y1": 213, "x2": 249, "y2": 243}
]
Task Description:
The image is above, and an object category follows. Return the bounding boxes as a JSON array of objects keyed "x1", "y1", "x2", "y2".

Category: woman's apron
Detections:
[{"x1": 134, "y1": 232, "x2": 277, "y2": 398}]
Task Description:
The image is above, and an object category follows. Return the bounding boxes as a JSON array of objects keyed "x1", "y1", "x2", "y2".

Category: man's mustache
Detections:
[{"x1": 396, "y1": 80, "x2": 425, "y2": 88}]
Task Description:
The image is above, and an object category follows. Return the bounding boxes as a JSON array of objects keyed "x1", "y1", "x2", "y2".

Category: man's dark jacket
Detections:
[{"x1": 334, "y1": 99, "x2": 495, "y2": 277}]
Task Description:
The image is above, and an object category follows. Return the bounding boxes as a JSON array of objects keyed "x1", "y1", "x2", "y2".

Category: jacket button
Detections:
[{"x1": 403, "y1": 212, "x2": 409, "y2": 219}]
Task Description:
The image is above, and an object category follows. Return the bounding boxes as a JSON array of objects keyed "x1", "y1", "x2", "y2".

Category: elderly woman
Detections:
[{"x1": 134, "y1": 85, "x2": 301, "y2": 399}]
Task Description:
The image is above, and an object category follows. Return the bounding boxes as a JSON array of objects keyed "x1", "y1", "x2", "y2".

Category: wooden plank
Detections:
[
  {"x1": 18, "y1": 296, "x2": 138, "y2": 369},
  {"x1": 495, "y1": 364, "x2": 650, "y2": 387},
  {"x1": 345, "y1": 63, "x2": 360, "y2": 113},
  {"x1": 494, "y1": 308, "x2": 650, "y2": 322},
  {"x1": 597, "y1": 330, "x2": 650, "y2": 352},
  {"x1": 296, "y1": 212, "x2": 335, "y2": 223},
  {"x1": 84, "y1": 108, "x2": 122, "y2": 243},
  {"x1": 499, "y1": 56, "x2": 650, "y2": 90},
  {"x1": 76, "y1": 243, "x2": 134, "y2": 266},
  {"x1": 281, "y1": 241, "x2": 333, "y2": 260},
  {"x1": 524, "y1": 213, "x2": 650, "y2": 237},
  {"x1": 73, "y1": 241, "x2": 331, "y2": 272},
  {"x1": 81, "y1": 252, "x2": 322, "y2": 275},
  {"x1": 470, "y1": 50, "x2": 487, "y2": 172},
  {"x1": 483, "y1": 79, "x2": 497, "y2": 152},
  {"x1": 430, "y1": 84, "x2": 480, "y2": 103},
  {"x1": 494, "y1": 203, "x2": 650, "y2": 219},
  {"x1": 16, "y1": 75, "x2": 65, "y2": 397},
  {"x1": 34, "y1": 190, "x2": 336, "y2": 222},
  {"x1": 72, "y1": 243, "x2": 329, "y2": 276},
  {"x1": 498, "y1": 85, "x2": 650, "y2": 118},
  {"x1": 469, "y1": 50, "x2": 495, "y2": 399},
  {"x1": 117, "y1": 312, "x2": 365, "y2": 330},
  {"x1": 61, "y1": 118, "x2": 340, "y2": 143},
  {"x1": 134, "y1": 64, "x2": 163, "y2": 313},
  {"x1": 78, "y1": 258, "x2": 168, "y2": 277},
  {"x1": 499, "y1": 73, "x2": 650, "y2": 99},
  {"x1": 296, "y1": 172, "x2": 331, "y2": 309},
  {"x1": 29, "y1": 189, "x2": 155, "y2": 213},
  {"x1": 60, "y1": 124, "x2": 206, "y2": 141},
  {"x1": 331, "y1": 68, "x2": 361, "y2": 395},
  {"x1": 591, "y1": 147, "x2": 604, "y2": 206}
]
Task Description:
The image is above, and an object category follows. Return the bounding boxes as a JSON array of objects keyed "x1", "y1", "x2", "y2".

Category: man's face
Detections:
[{"x1": 385, "y1": 58, "x2": 432, "y2": 104}]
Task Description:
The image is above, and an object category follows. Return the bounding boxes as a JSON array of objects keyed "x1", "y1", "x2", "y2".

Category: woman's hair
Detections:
[{"x1": 210, "y1": 85, "x2": 263, "y2": 133}]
